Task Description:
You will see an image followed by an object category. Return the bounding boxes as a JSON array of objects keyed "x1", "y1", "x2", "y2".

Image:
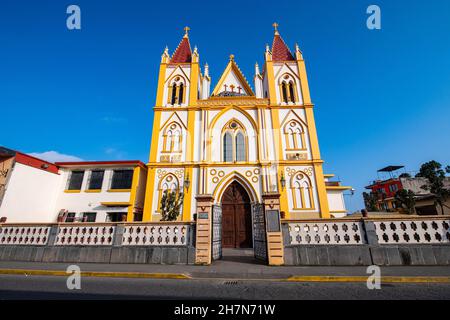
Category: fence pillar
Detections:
[
  {"x1": 47, "y1": 225, "x2": 59, "y2": 246},
  {"x1": 362, "y1": 219, "x2": 379, "y2": 245},
  {"x1": 281, "y1": 223, "x2": 290, "y2": 246},
  {"x1": 194, "y1": 194, "x2": 214, "y2": 265},
  {"x1": 113, "y1": 224, "x2": 124, "y2": 246},
  {"x1": 262, "y1": 193, "x2": 284, "y2": 266}
]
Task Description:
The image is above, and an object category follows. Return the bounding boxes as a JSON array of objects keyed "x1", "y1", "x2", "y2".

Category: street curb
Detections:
[
  {"x1": 1, "y1": 269, "x2": 449, "y2": 283},
  {"x1": 0, "y1": 269, "x2": 191, "y2": 280},
  {"x1": 286, "y1": 276, "x2": 450, "y2": 283}
]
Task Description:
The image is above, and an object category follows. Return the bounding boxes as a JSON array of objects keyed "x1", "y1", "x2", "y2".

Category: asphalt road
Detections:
[{"x1": 1, "y1": 274, "x2": 450, "y2": 300}]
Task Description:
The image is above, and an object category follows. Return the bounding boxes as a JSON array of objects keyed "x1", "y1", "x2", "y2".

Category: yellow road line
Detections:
[
  {"x1": 1, "y1": 269, "x2": 449, "y2": 283},
  {"x1": 0, "y1": 269, "x2": 191, "y2": 279},
  {"x1": 286, "y1": 276, "x2": 450, "y2": 283}
]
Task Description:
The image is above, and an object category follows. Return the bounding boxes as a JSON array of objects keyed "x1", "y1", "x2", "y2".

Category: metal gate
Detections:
[
  {"x1": 252, "y1": 203, "x2": 267, "y2": 261},
  {"x1": 211, "y1": 204, "x2": 222, "y2": 260}
]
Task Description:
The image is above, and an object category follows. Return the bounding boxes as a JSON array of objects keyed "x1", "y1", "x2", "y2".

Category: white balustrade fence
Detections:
[
  {"x1": 286, "y1": 221, "x2": 366, "y2": 245},
  {"x1": 121, "y1": 224, "x2": 191, "y2": 246},
  {"x1": 373, "y1": 219, "x2": 450, "y2": 245},
  {"x1": 54, "y1": 225, "x2": 115, "y2": 246},
  {"x1": 0, "y1": 225, "x2": 50, "y2": 246}
]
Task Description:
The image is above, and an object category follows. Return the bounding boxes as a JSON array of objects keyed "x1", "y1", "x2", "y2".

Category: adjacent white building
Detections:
[{"x1": 0, "y1": 147, "x2": 147, "y2": 223}]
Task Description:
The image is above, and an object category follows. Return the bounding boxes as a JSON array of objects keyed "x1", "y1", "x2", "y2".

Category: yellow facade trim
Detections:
[
  {"x1": 143, "y1": 168, "x2": 156, "y2": 221},
  {"x1": 101, "y1": 202, "x2": 131, "y2": 207},
  {"x1": 84, "y1": 189, "x2": 101, "y2": 193},
  {"x1": 127, "y1": 166, "x2": 141, "y2": 222},
  {"x1": 211, "y1": 58, "x2": 254, "y2": 96},
  {"x1": 268, "y1": 104, "x2": 289, "y2": 217},
  {"x1": 182, "y1": 167, "x2": 193, "y2": 221},
  {"x1": 313, "y1": 163, "x2": 330, "y2": 218},
  {"x1": 107, "y1": 189, "x2": 131, "y2": 193},
  {"x1": 155, "y1": 63, "x2": 167, "y2": 107},
  {"x1": 326, "y1": 186, "x2": 353, "y2": 191},
  {"x1": 64, "y1": 190, "x2": 81, "y2": 193}
]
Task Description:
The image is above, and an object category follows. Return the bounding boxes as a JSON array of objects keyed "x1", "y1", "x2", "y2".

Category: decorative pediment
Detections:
[{"x1": 211, "y1": 55, "x2": 254, "y2": 97}]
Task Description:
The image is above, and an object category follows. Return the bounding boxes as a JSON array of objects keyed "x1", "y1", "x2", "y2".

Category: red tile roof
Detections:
[
  {"x1": 171, "y1": 36, "x2": 192, "y2": 63},
  {"x1": 272, "y1": 34, "x2": 294, "y2": 61},
  {"x1": 15, "y1": 152, "x2": 59, "y2": 174},
  {"x1": 55, "y1": 160, "x2": 147, "y2": 169}
]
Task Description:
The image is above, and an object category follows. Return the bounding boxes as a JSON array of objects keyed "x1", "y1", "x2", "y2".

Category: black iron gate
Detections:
[
  {"x1": 252, "y1": 203, "x2": 267, "y2": 261},
  {"x1": 211, "y1": 204, "x2": 222, "y2": 260}
]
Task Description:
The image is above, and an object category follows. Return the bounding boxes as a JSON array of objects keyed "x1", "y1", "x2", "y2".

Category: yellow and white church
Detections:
[{"x1": 142, "y1": 24, "x2": 351, "y2": 231}]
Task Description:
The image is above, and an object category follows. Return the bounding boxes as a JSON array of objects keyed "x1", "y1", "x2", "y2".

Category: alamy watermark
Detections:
[
  {"x1": 66, "y1": 265, "x2": 81, "y2": 290},
  {"x1": 367, "y1": 5, "x2": 381, "y2": 30},
  {"x1": 66, "y1": 5, "x2": 81, "y2": 30},
  {"x1": 366, "y1": 265, "x2": 381, "y2": 290}
]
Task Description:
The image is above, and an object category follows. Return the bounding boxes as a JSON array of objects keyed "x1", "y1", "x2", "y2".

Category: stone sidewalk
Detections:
[{"x1": 1, "y1": 257, "x2": 450, "y2": 280}]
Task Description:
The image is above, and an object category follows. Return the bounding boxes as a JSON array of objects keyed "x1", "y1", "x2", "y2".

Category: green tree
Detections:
[
  {"x1": 160, "y1": 189, "x2": 184, "y2": 221},
  {"x1": 363, "y1": 191, "x2": 379, "y2": 212},
  {"x1": 416, "y1": 160, "x2": 450, "y2": 215},
  {"x1": 394, "y1": 189, "x2": 416, "y2": 214}
]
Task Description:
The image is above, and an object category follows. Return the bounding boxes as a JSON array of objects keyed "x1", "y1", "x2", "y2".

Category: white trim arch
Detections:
[
  {"x1": 213, "y1": 171, "x2": 259, "y2": 205},
  {"x1": 209, "y1": 108, "x2": 258, "y2": 162}
]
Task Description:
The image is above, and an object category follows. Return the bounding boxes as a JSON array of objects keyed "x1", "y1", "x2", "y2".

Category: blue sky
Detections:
[{"x1": 1, "y1": 0, "x2": 450, "y2": 212}]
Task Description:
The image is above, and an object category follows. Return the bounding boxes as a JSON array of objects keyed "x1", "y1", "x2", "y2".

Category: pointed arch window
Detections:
[
  {"x1": 279, "y1": 74, "x2": 297, "y2": 104},
  {"x1": 170, "y1": 83, "x2": 177, "y2": 105},
  {"x1": 163, "y1": 122, "x2": 183, "y2": 153},
  {"x1": 288, "y1": 81, "x2": 295, "y2": 103},
  {"x1": 281, "y1": 82, "x2": 288, "y2": 103},
  {"x1": 167, "y1": 76, "x2": 186, "y2": 106},
  {"x1": 157, "y1": 173, "x2": 180, "y2": 213},
  {"x1": 222, "y1": 120, "x2": 248, "y2": 162},
  {"x1": 284, "y1": 120, "x2": 305, "y2": 151},
  {"x1": 290, "y1": 171, "x2": 314, "y2": 210},
  {"x1": 235, "y1": 132, "x2": 246, "y2": 162},
  {"x1": 178, "y1": 83, "x2": 184, "y2": 104},
  {"x1": 223, "y1": 133, "x2": 233, "y2": 162}
]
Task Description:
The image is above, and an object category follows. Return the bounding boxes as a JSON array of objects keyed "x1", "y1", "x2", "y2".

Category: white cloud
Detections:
[
  {"x1": 104, "y1": 147, "x2": 126, "y2": 159},
  {"x1": 28, "y1": 151, "x2": 84, "y2": 163},
  {"x1": 101, "y1": 116, "x2": 127, "y2": 123}
]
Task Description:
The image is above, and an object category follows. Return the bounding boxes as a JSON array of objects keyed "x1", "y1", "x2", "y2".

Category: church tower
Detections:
[
  {"x1": 143, "y1": 27, "x2": 202, "y2": 221},
  {"x1": 259, "y1": 22, "x2": 331, "y2": 219},
  {"x1": 143, "y1": 25, "x2": 350, "y2": 227}
]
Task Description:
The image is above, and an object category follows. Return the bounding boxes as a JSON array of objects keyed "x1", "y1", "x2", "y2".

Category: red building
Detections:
[{"x1": 365, "y1": 166, "x2": 404, "y2": 211}]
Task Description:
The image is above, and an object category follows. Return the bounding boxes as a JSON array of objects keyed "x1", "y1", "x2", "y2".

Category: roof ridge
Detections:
[{"x1": 230, "y1": 57, "x2": 254, "y2": 93}]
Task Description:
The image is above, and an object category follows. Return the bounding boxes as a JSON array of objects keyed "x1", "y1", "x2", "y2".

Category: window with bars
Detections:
[
  {"x1": 88, "y1": 170, "x2": 104, "y2": 190},
  {"x1": 111, "y1": 169, "x2": 133, "y2": 189},
  {"x1": 65, "y1": 212, "x2": 76, "y2": 223},
  {"x1": 67, "y1": 171, "x2": 84, "y2": 190},
  {"x1": 82, "y1": 212, "x2": 97, "y2": 222}
]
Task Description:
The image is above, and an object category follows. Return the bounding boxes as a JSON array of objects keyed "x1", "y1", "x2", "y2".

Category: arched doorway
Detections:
[{"x1": 221, "y1": 181, "x2": 253, "y2": 248}]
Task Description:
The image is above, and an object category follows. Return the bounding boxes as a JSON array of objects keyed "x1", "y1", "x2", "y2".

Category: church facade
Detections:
[{"x1": 142, "y1": 25, "x2": 351, "y2": 242}]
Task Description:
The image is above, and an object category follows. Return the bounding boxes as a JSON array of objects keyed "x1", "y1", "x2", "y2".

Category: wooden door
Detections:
[{"x1": 221, "y1": 182, "x2": 253, "y2": 248}]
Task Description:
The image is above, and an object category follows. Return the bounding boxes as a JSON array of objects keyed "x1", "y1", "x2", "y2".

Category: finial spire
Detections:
[
  {"x1": 229, "y1": 54, "x2": 235, "y2": 61},
  {"x1": 183, "y1": 26, "x2": 190, "y2": 38},
  {"x1": 272, "y1": 22, "x2": 279, "y2": 35}
]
